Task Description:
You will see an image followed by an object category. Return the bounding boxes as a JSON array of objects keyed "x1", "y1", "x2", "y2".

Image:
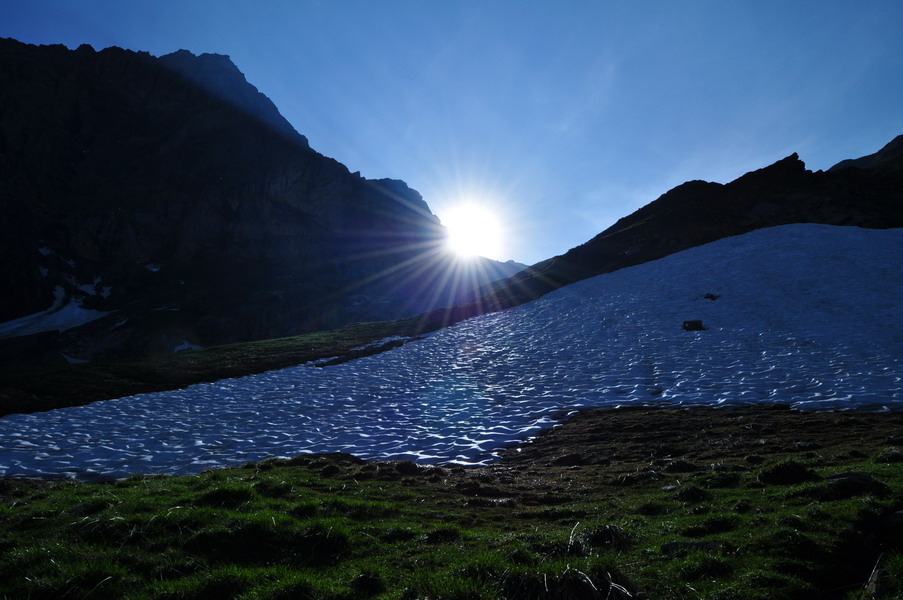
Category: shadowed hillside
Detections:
[{"x1": 0, "y1": 38, "x2": 524, "y2": 366}]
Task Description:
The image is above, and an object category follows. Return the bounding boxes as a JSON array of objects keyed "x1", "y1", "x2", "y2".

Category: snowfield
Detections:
[{"x1": 1, "y1": 224, "x2": 901, "y2": 480}]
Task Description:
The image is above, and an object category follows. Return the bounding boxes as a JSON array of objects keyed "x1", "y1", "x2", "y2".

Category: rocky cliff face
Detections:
[
  {"x1": 0, "y1": 38, "x2": 524, "y2": 366},
  {"x1": 467, "y1": 136, "x2": 903, "y2": 312}
]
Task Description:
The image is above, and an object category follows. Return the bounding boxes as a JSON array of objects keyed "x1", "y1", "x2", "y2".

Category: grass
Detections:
[{"x1": 1, "y1": 442, "x2": 901, "y2": 599}]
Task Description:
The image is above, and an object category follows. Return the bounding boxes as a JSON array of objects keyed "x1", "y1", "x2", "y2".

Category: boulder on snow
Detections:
[{"x1": 683, "y1": 320, "x2": 706, "y2": 331}]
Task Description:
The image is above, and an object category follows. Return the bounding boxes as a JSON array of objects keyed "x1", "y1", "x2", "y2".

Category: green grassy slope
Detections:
[{"x1": 1, "y1": 422, "x2": 901, "y2": 600}]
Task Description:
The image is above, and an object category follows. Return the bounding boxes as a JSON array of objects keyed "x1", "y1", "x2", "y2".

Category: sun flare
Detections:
[{"x1": 441, "y1": 203, "x2": 504, "y2": 259}]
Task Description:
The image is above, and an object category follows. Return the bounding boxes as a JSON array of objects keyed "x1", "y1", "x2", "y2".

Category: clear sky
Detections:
[{"x1": 2, "y1": 1, "x2": 902, "y2": 264}]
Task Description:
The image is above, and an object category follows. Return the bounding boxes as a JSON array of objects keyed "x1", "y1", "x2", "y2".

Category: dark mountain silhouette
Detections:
[
  {"x1": 0, "y1": 39, "x2": 524, "y2": 366},
  {"x1": 442, "y1": 135, "x2": 903, "y2": 319},
  {"x1": 829, "y1": 134, "x2": 903, "y2": 174},
  {"x1": 1, "y1": 37, "x2": 899, "y2": 370}
]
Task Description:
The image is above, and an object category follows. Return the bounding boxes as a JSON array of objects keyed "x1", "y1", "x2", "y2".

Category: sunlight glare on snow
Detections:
[{"x1": 0, "y1": 224, "x2": 901, "y2": 480}]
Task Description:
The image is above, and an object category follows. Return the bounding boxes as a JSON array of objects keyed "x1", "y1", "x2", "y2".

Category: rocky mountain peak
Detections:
[
  {"x1": 731, "y1": 152, "x2": 808, "y2": 187},
  {"x1": 0, "y1": 38, "x2": 525, "y2": 366},
  {"x1": 159, "y1": 48, "x2": 308, "y2": 147}
]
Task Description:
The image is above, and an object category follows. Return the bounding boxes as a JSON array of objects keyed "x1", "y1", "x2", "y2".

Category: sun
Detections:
[{"x1": 441, "y1": 203, "x2": 504, "y2": 259}]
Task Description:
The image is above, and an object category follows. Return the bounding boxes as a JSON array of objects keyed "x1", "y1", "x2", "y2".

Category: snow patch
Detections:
[
  {"x1": 0, "y1": 224, "x2": 901, "y2": 480},
  {"x1": 144, "y1": 263, "x2": 162, "y2": 272},
  {"x1": 0, "y1": 287, "x2": 112, "y2": 339},
  {"x1": 173, "y1": 340, "x2": 202, "y2": 353},
  {"x1": 78, "y1": 276, "x2": 102, "y2": 295}
]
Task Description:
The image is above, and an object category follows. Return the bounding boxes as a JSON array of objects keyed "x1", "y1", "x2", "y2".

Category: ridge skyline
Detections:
[
  {"x1": 3, "y1": 1, "x2": 901, "y2": 264},
  {"x1": 0, "y1": 34, "x2": 900, "y2": 370}
]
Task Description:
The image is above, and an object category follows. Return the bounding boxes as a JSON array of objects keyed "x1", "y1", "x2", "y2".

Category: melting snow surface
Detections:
[
  {"x1": 1, "y1": 224, "x2": 901, "y2": 480},
  {"x1": 0, "y1": 287, "x2": 110, "y2": 340}
]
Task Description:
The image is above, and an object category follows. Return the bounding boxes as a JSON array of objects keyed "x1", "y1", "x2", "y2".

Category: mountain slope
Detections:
[
  {"x1": 829, "y1": 133, "x2": 903, "y2": 174},
  {"x1": 1, "y1": 223, "x2": 901, "y2": 477},
  {"x1": 469, "y1": 138, "x2": 903, "y2": 313},
  {"x1": 0, "y1": 38, "x2": 523, "y2": 366}
]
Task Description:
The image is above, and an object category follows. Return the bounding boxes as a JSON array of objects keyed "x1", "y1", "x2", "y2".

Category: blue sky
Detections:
[{"x1": 3, "y1": 1, "x2": 902, "y2": 264}]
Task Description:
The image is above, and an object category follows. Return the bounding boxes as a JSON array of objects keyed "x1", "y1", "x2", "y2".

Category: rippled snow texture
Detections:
[{"x1": 2, "y1": 224, "x2": 902, "y2": 480}]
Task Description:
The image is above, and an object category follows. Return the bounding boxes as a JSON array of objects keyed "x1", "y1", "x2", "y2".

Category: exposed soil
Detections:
[
  {"x1": 503, "y1": 403, "x2": 903, "y2": 471},
  {"x1": 303, "y1": 404, "x2": 903, "y2": 510}
]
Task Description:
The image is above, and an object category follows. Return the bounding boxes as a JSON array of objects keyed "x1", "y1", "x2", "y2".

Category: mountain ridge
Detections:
[
  {"x1": 828, "y1": 134, "x2": 903, "y2": 174},
  {"x1": 467, "y1": 141, "x2": 903, "y2": 313},
  {"x1": 0, "y1": 38, "x2": 525, "y2": 367},
  {"x1": 1, "y1": 37, "x2": 899, "y2": 369}
]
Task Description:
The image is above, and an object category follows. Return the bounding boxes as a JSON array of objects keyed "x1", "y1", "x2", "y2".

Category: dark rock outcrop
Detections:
[{"x1": 0, "y1": 38, "x2": 525, "y2": 365}]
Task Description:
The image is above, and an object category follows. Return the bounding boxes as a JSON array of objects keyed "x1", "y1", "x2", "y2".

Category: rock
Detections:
[
  {"x1": 683, "y1": 320, "x2": 706, "y2": 331},
  {"x1": 758, "y1": 461, "x2": 820, "y2": 485},
  {"x1": 703, "y1": 293, "x2": 721, "y2": 300}
]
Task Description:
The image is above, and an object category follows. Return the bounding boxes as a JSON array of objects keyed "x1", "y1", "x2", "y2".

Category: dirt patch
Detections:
[
  {"x1": 381, "y1": 404, "x2": 903, "y2": 505},
  {"x1": 505, "y1": 404, "x2": 902, "y2": 467}
]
